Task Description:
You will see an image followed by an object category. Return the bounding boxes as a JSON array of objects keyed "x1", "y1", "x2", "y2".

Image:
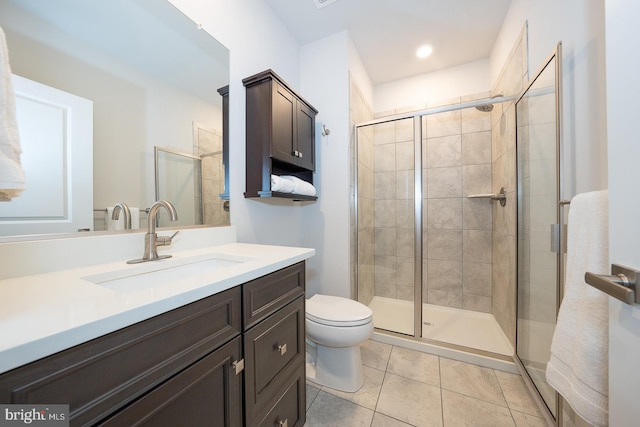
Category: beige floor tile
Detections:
[
  {"x1": 387, "y1": 346, "x2": 440, "y2": 387},
  {"x1": 440, "y1": 357, "x2": 507, "y2": 406},
  {"x1": 511, "y1": 410, "x2": 548, "y2": 427},
  {"x1": 305, "y1": 390, "x2": 374, "y2": 427},
  {"x1": 372, "y1": 412, "x2": 416, "y2": 427},
  {"x1": 494, "y1": 370, "x2": 542, "y2": 416},
  {"x1": 442, "y1": 389, "x2": 515, "y2": 427},
  {"x1": 376, "y1": 373, "x2": 442, "y2": 427},
  {"x1": 306, "y1": 383, "x2": 321, "y2": 410},
  {"x1": 322, "y1": 365, "x2": 385, "y2": 410},
  {"x1": 362, "y1": 339, "x2": 393, "y2": 371}
]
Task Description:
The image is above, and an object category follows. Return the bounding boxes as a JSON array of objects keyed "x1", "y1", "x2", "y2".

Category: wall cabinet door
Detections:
[
  {"x1": 295, "y1": 100, "x2": 316, "y2": 171},
  {"x1": 272, "y1": 82, "x2": 296, "y2": 165},
  {"x1": 272, "y1": 81, "x2": 316, "y2": 171},
  {"x1": 98, "y1": 337, "x2": 243, "y2": 427}
]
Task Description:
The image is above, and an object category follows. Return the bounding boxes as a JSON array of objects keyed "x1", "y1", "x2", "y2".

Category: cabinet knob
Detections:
[
  {"x1": 276, "y1": 343, "x2": 287, "y2": 356},
  {"x1": 277, "y1": 419, "x2": 288, "y2": 427}
]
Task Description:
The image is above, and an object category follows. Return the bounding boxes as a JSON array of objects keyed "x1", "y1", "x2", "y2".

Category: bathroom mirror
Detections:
[{"x1": 0, "y1": 0, "x2": 230, "y2": 238}]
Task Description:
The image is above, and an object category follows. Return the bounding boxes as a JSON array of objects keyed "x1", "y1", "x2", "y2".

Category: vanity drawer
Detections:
[
  {"x1": 244, "y1": 296, "x2": 305, "y2": 420},
  {"x1": 248, "y1": 364, "x2": 306, "y2": 427},
  {"x1": 243, "y1": 262, "x2": 305, "y2": 330},
  {"x1": 0, "y1": 286, "x2": 241, "y2": 426}
]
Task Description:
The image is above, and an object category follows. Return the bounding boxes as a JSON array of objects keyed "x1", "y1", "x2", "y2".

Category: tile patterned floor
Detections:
[{"x1": 305, "y1": 340, "x2": 548, "y2": 427}]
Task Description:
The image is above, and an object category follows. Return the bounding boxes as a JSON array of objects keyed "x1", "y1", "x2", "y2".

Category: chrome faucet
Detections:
[
  {"x1": 112, "y1": 202, "x2": 132, "y2": 229},
  {"x1": 127, "y1": 200, "x2": 179, "y2": 264}
]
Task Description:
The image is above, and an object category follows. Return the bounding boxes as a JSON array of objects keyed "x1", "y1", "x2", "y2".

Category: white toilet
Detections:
[{"x1": 305, "y1": 294, "x2": 373, "y2": 392}]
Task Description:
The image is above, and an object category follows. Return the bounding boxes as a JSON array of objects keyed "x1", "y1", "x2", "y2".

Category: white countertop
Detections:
[{"x1": 0, "y1": 242, "x2": 314, "y2": 374}]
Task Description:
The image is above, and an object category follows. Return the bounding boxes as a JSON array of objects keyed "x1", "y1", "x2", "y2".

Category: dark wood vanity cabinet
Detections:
[
  {"x1": 0, "y1": 262, "x2": 307, "y2": 427},
  {"x1": 243, "y1": 69, "x2": 318, "y2": 200},
  {"x1": 242, "y1": 263, "x2": 306, "y2": 427}
]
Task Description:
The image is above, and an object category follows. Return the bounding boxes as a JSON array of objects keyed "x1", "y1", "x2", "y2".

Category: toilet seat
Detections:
[{"x1": 306, "y1": 294, "x2": 373, "y2": 327}]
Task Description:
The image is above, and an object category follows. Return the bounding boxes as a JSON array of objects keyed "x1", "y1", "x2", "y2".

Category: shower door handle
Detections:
[{"x1": 585, "y1": 264, "x2": 639, "y2": 305}]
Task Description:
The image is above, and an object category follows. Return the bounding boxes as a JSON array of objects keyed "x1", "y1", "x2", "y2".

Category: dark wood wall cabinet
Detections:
[
  {"x1": 0, "y1": 262, "x2": 307, "y2": 427},
  {"x1": 243, "y1": 69, "x2": 318, "y2": 201}
]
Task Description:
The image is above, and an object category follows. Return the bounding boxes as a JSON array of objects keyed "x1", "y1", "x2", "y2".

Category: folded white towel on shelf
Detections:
[
  {"x1": 105, "y1": 207, "x2": 140, "y2": 230},
  {"x1": 546, "y1": 189, "x2": 609, "y2": 427},
  {"x1": 271, "y1": 174, "x2": 317, "y2": 197},
  {"x1": 271, "y1": 174, "x2": 295, "y2": 193},
  {"x1": 0, "y1": 26, "x2": 26, "y2": 201}
]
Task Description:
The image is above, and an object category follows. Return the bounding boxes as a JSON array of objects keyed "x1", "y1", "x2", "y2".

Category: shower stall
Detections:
[
  {"x1": 353, "y1": 42, "x2": 564, "y2": 425},
  {"x1": 354, "y1": 95, "x2": 514, "y2": 358}
]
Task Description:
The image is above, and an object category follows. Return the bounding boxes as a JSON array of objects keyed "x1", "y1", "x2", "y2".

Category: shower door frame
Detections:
[
  {"x1": 353, "y1": 95, "x2": 513, "y2": 344},
  {"x1": 513, "y1": 43, "x2": 565, "y2": 427}
]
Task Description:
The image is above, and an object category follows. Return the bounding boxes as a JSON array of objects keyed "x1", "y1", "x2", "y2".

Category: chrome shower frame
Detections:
[{"x1": 512, "y1": 42, "x2": 565, "y2": 427}]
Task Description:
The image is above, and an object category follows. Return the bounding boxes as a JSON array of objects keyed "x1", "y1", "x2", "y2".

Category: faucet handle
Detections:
[{"x1": 156, "y1": 230, "x2": 179, "y2": 247}]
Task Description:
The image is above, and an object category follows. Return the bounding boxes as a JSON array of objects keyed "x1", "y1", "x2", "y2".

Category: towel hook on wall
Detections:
[{"x1": 322, "y1": 124, "x2": 331, "y2": 137}]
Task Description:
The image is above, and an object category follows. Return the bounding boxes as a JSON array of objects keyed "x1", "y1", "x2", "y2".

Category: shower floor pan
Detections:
[{"x1": 369, "y1": 296, "x2": 513, "y2": 356}]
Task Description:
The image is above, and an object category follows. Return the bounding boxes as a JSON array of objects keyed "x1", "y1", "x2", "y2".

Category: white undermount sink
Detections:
[{"x1": 82, "y1": 254, "x2": 252, "y2": 293}]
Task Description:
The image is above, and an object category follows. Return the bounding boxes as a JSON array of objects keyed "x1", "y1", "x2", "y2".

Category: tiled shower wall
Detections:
[
  {"x1": 422, "y1": 100, "x2": 494, "y2": 312},
  {"x1": 490, "y1": 26, "x2": 529, "y2": 346},
  {"x1": 365, "y1": 101, "x2": 494, "y2": 313}
]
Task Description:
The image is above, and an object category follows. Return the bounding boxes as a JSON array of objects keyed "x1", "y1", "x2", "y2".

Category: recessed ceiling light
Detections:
[
  {"x1": 313, "y1": 0, "x2": 338, "y2": 9},
  {"x1": 416, "y1": 45, "x2": 433, "y2": 59}
]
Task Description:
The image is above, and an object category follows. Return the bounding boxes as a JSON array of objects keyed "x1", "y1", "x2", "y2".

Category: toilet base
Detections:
[{"x1": 306, "y1": 343, "x2": 364, "y2": 392}]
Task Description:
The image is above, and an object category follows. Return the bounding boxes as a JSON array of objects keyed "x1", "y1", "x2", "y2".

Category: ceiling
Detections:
[{"x1": 263, "y1": 0, "x2": 512, "y2": 85}]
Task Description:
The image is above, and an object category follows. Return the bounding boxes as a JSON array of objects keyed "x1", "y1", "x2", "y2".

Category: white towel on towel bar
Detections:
[
  {"x1": 0, "y1": 26, "x2": 26, "y2": 201},
  {"x1": 546, "y1": 190, "x2": 609, "y2": 426}
]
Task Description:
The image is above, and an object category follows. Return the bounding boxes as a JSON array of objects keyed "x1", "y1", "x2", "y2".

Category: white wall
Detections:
[
  {"x1": 299, "y1": 31, "x2": 351, "y2": 296},
  {"x1": 168, "y1": 0, "x2": 308, "y2": 248},
  {"x1": 491, "y1": 0, "x2": 607, "y2": 195},
  {"x1": 347, "y1": 36, "x2": 374, "y2": 110},
  {"x1": 605, "y1": 2, "x2": 640, "y2": 426},
  {"x1": 374, "y1": 59, "x2": 492, "y2": 112}
]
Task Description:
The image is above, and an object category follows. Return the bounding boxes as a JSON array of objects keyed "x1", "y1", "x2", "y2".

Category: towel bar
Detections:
[
  {"x1": 94, "y1": 208, "x2": 150, "y2": 214},
  {"x1": 466, "y1": 187, "x2": 507, "y2": 206},
  {"x1": 585, "y1": 264, "x2": 639, "y2": 305}
]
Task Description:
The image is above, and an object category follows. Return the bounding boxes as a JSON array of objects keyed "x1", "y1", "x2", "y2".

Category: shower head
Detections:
[
  {"x1": 474, "y1": 93, "x2": 503, "y2": 112},
  {"x1": 475, "y1": 104, "x2": 494, "y2": 112}
]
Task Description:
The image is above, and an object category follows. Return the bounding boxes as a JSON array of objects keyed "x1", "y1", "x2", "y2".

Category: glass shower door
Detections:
[
  {"x1": 515, "y1": 47, "x2": 561, "y2": 419},
  {"x1": 356, "y1": 117, "x2": 417, "y2": 336}
]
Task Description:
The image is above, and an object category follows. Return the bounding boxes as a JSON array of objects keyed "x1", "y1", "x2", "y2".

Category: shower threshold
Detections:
[{"x1": 368, "y1": 296, "x2": 513, "y2": 356}]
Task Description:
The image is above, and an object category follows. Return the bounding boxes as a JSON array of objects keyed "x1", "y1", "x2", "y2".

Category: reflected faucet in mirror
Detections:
[
  {"x1": 112, "y1": 203, "x2": 132, "y2": 230},
  {"x1": 127, "y1": 200, "x2": 179, "y2": 264}
]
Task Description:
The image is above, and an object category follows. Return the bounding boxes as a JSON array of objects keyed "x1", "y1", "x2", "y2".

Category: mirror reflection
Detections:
[{"x1": 0, "y1": 0, "x2": 230, "y2": 238}]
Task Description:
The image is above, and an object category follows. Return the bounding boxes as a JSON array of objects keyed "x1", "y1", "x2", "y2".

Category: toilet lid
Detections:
[{"x1": 306, "y1": 294, "x2": 373, "y2": 327}]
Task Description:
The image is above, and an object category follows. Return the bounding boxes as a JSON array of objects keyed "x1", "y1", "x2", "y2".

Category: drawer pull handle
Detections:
[
  {"x1": 277, "y1": 419, "x2": 288, "y2": 427},
  {"x1": 277, "y1": 343, "x2": 287, "y2": 356}
]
